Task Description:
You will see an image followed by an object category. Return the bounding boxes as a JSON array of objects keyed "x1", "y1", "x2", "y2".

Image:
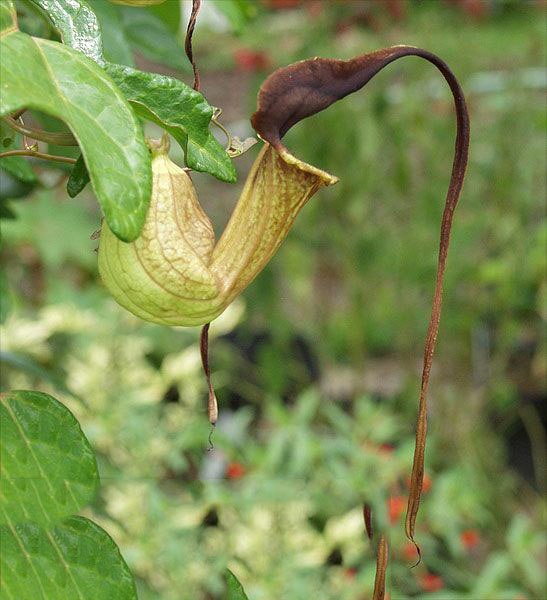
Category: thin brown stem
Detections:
[
  {"x1": 363, "y1": 504, "x2": 373, "y2": 541},
  {"x1": 0, "y1": 149, "x2": 76, "y2": 164},
  {"x1": 3, "y1": 116, "x2": 78, "y2": 146},
  {"x1": 518, "y1": 403, "x2": 547, "y2": 495},
  {"x1": 185, "y1": 0, "x2": 202, "y2": 92},
  {"x1": 372, "y1": 535, "x2": 388, "y2": 600}
]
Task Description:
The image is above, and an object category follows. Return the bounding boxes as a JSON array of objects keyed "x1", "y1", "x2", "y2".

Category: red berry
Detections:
[
  {"x1": 419, "y1": 573, "x2": 444, "y2": 593},
  {"x1": 379, "y1": 443, "x2": 395, "y2": 454},
  {"x1": 460, "y1": 528, "x2": 480, "y2": 550},
  {"x1": 344, "y1": 567, "x2": 357, "y2": 579},
  {"x1": 226, "y1": 462, "x2": 246, "y2": 479},
  {"x1": 388, "y1": 496, "x2": 406, "y2": 524},
  {"x1": 233, "y1": 49, "x2": 271, "y2": 73}
]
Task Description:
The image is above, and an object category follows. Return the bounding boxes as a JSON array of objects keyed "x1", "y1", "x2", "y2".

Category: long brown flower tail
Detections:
[
  {"x1": 185, "y1": 0, "x2": 201, "y2": 92},
  {"x1": 401, "y1": 49, "x2": 470, "y2": 558},
  {"x1": 200, "y1": 323, "x2": 218, "y2": 450},
  {"x1": 251, "y1": 46, "x2": 470, "y2": 559}
]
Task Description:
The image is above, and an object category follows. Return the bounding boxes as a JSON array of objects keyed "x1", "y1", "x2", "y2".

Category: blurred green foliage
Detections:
[{"x1": 1, "y1": 1, "x2": 545, "y2": 599}]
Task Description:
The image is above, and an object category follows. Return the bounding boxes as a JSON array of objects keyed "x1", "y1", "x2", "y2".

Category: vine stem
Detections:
[
  {"x1": 211, "y1": 108, "x2": 233, "y2": 152},
  {"x1": 3, "y1": 116, "x2": 78, "y2": 146},
  {"x1": 0, "y1": 149, "x2": 76, "y2": 164},
  {"x1": 185, "y1": 0, "x2": 202, "y2": 92}
]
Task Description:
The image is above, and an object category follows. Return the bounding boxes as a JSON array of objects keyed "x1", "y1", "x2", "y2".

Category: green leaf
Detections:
[
  {"x1": 187, "y1": 133, "x2": 236, "y2": 183},
  {"x1": 0, "y1": 31, "x2": 151, "y2": 241},
  {"x1": 66, "y1": 154, "x2": 90, "y2": 198},
  {"x1": 0, "y1": 122, "x2": 38, "y2": 183},
  {"x1": 91, "y1": 0, "x2": 135, "y2": 66},
  {"x1": 226, "y1": 569, "x2": 250, "y2": 600},
  {"x1": 1, "y1": 516, "x2": 137, "y2": 600},
  {"x1": 0, "y1": 199, "x2": 17, "y2": 219},
  {"x1": 29, "y1": 0, "x2": 106, "y2": 65},
  {"x1": 106, "y1": 63, "x2": 236, "y2": 182},
  {"x1": 0, "y1": 0, "x2": 17, "y2": 34},
  {"x1": 0, "y1": 119, "x2": 15, "y2": 148},
  {"x1": 23, "y1": 0, "x2": 234, "y2": 182},
  {"x1": 0, "y1": 390, "x2": 98, "y2": 526},
  {"x1": 119, "y1": 5, "x2": 188, "y2": 71},
  {"x1": 13, "y1": 0, "x2": 51, "y2": 38},
  {"x1": 0, "y1": 156, "x2": 37, "y2": 183}
]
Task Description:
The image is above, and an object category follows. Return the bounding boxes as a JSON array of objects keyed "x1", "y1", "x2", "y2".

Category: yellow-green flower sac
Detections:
[{"x1": 98, "y1": 137, "x2": 337, "y2": 327}]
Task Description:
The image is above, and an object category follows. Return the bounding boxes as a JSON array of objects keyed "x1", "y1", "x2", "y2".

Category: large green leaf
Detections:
[
  {"x1": 106, "y1": 63, "x2": 236, "y2": 182},
  {"x1": 28, "y1": 0, "x2": 235, "y2": 182},
  {"x1": 0, "y1": 31, "x2": 151, "y2": 241},
  {"x1": 0, "y1": 390, "x2": 98, "y2": 526},
  {"x1": 227, "y1": 569, "x2": 250, "y2": 600},
  {"x1": 0, "y1": 0, "x2": 17, "y2": 34},
  {"x1": 1, "y1": 516, "x2": 137, "y2": 600},
  {"x1": 29, "y1": 0, "x2": 106, "y2": 65}
]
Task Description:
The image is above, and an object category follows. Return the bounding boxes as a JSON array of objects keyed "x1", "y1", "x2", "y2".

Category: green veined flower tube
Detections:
[{"x1": 98, "y1": 136, "x2": 337, "y2": 326}]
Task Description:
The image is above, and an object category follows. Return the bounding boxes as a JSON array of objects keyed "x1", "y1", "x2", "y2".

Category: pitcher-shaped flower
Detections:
[
  {"x1": 98, "y1": 135, "x2": 337, "y2": 326},
  {"x1": 99, "y1": 46, "x2": 470, "y2": 580}
]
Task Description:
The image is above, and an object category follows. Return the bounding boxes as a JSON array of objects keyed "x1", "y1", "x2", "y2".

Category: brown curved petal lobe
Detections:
[
  {"x1": 252, "y1": 46, "x2": 470, "y2": 557},
  {"x1": 252, "y1": 47, "x2": 402, "y2": 150}
]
